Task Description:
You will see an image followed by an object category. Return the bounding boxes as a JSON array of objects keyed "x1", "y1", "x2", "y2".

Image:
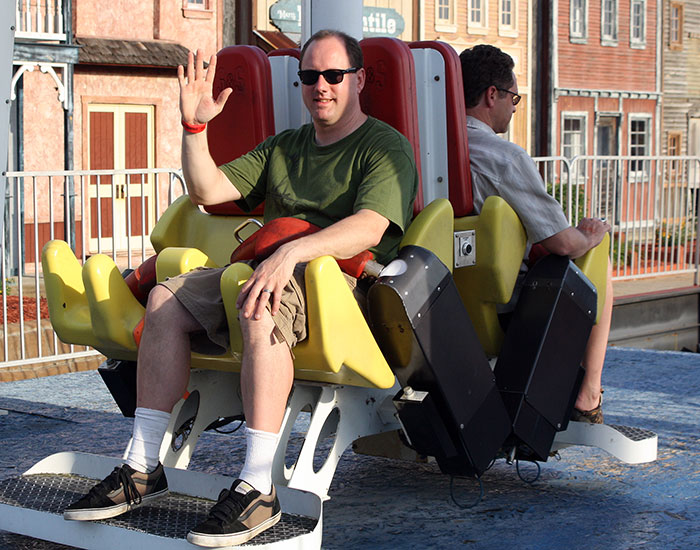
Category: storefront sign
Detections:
[
  {"x1": 269, "y1": 0, "x2": 302, "y2": 35},
  {"x1": 270, "y1": 0, "x2": 405, "y2": 38},
  {"x1": 362, "y1": 7, "x2": 404, "y2": 37}
]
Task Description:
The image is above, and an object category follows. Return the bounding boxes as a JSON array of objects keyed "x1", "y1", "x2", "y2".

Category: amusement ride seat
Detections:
[
  {"x1": 42, "y1": 37, "x2": 614, "y2": 487},
  {"x1": 41, "y1": 38, "x2": 446, "y2": 495}
]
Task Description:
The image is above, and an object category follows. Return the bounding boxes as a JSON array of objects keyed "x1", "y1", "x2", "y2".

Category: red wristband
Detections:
[{"x1": 181, "y1": 120, "x2": 207, "y2": 134}]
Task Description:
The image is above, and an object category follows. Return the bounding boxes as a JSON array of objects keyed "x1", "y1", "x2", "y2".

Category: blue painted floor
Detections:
[{"x1": 0, "y1": 346, "x2": 698, "y2": 549}]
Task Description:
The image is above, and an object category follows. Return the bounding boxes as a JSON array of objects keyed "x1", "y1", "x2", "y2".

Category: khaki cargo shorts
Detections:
[{"x1": 159, "y1": 263, "x2": 363, "y2": 355}]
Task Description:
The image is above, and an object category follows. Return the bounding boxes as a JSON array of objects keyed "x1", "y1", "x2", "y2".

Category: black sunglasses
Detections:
[
  {"x1": 495, "y1": 87, "x2": 522, "y2": 106},
  {"x1": 297, "y1": 67, "x2": 360, "y2": 86}
]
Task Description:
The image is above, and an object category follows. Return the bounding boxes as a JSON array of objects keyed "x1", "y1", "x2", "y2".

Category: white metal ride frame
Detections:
[{"x1": 0, "y1": 1, "x2": 657, "y2": 548}]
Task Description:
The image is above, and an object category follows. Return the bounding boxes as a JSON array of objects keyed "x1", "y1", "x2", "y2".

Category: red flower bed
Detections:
[{"x1": 1, "y1": 296, "x2": 50, "y2": 324}]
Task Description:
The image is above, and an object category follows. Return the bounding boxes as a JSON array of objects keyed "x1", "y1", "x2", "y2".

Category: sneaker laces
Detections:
[
  {"x1": 87, "y1": 466, "x2": 143, "y2": 506},
  {"x1": 207, "y1": 488, "x2": 247, "y2": 524}
]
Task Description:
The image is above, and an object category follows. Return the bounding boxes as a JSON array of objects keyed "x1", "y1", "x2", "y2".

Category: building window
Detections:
[
  {"x1": 182, "y1": 0, "x2": 212, "y2": 18},
  {"x1": 499, "y1": 0, "x2": 518, "y2": 36},
  {"x1": 601, "y1": 0, "x2": 618, "y2": 45},
  {"x1": 630, "y1": 0, "x2": 646, "y2": 47},
  {"x1": 562, "y1": 114, "x2": 587, "y2": 183},
  {"x1": 435, "y1": 0, "x2": 457, "y2": 31},
  {"x1": 629, "y1": 117, "x2": 651, "y2": 175},
  {"x1": 668, "y1": 131, "x2": 683, "y2": 173},
  {"x1": 562, "y1": 115, "x2": 586, "y2": 159},
  {"x1": 670, "y1": 3, "x2": 684, "y2": 49},
  {"x1": 468, "y1": 0, "x2": 488, "y2": 34},
  {"x1": 668, "y1": 132, "x2": 682, "y2": 156},
  {"x1": 438, "y1": 0, "x2": 450, "y2": 21},
  {"x1": 570, "y1": 0, "x2": 588, "y2": 42}
]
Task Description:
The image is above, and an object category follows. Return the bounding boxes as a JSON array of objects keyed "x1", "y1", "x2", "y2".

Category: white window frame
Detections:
[
  {"x1": 630, "y1": 0, "x2": 647, "y2": 48},
  {"x1": 435, "y1": 0, "x2": 457, "y2": 33},
  {"x1": 468, "y1": 0, "x2": 489, "y2": 35},
  {"x1": 561, "y1": 112, "x2": 588, "y2": 185},
  {"x1": 499, "y1": 0, "x2": 518, "y2": 37},
  {"x1": 628, "y1": 115, "x2": 652, "y2": 179},
  {"x1": 570, "y1": 0, "x2": 588, "y2": 43},
  {"x1": 600, "y1": 0, "x2": 618, "y2": 46}
]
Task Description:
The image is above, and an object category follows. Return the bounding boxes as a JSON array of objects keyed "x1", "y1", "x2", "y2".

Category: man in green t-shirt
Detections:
[{"x1": 63, "y1": 29, "x2": 418, "y2": 547}]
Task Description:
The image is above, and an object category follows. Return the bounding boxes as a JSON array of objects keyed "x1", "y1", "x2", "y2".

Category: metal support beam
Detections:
[
  {"x1": 1, "y1": 6, "x2": 15, "y2": 240},
  {"x1": 301, "y1": 0, "x2": 363, "y2": 43}
]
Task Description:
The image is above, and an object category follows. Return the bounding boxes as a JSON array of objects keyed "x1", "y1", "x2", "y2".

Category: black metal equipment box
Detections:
[
  {"x1": 98, "y1": 358, "x2": 138, "y2": 417},
  {"x1": 368, "y1": 245, "x2": 512, "y2": 476},
  {"x1": 495, "y1": 254, "x2": 597, "y2": 461}
]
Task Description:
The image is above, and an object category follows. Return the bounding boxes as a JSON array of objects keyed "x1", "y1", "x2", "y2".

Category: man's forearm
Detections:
[
  {"x1": 540, "y1": 225, "x2": 605, "y2": 259},
  {"x1": 181, "y1": 130, "x2": 241, "y2": 205},
  {"x1": 273, "y1": 209, "x2": 390, "y2": 266}
]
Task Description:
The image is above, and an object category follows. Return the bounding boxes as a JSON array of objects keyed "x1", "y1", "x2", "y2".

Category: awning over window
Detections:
[
  {"x1": 76, "y1": 37, "x2": 190, "y2": 68},
  {"x1": 253, "y1": 30, "x2": 298, "y2": 52}
]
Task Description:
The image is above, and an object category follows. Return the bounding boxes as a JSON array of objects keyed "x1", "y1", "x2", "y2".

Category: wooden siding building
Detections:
[{"x1": 660, "y1": 0, "x2": 700, "y2": 159}]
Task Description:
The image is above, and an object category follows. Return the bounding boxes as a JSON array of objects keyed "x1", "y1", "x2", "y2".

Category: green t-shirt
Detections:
[{"x1": 218, "y1": 116, "x2": 418, "y2": 265}]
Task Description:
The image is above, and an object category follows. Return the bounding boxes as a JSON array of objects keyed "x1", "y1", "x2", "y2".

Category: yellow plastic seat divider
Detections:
[{"x1": 452, "y1": 196, "x2": 527, "y2": 357}]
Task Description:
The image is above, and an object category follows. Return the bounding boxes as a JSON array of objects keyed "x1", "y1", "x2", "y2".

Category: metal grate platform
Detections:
[
  {"x1": 0, "y1": 474, "x2": 316, "y2": 545},
  {"x1": 609, "y1": 424, "x2": 657, "y2": 442}
]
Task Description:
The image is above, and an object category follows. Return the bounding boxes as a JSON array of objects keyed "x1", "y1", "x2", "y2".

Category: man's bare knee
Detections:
[
  {"x1": 146, "y1": 284, "x2": 175, "y2": 308},
  {"x1": 239, "y1": 311, "x2": 282, "y2": 348},
  {"x1": 145, "y1": 284, "x2": 201, "y2": 332}
]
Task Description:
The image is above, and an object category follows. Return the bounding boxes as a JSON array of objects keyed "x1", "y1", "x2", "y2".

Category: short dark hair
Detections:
[
  {"x1": 459, "y1": 45, "x2": 515, "y2": 108},
  {"x1": 299, "y1": 29, "x2": 364, "y2": 69}
]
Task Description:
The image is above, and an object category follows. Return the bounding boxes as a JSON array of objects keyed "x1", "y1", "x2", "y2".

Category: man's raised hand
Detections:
[{"x1": 177, "y1": 49, "x2": 232, "y2": 126}]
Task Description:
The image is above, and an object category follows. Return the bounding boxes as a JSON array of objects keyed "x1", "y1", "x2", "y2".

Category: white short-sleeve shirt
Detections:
[{"x1": 466, "y1": 116, "x2": 570, "y2": 245}]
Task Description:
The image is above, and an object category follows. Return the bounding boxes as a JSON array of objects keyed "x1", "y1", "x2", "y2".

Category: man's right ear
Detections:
[
  {"x1": 483, "y1": 85, "x2": 498, "y2": 108},
  {"x1": 356, "y1": 67, "x2": 366, "y2": 94}
]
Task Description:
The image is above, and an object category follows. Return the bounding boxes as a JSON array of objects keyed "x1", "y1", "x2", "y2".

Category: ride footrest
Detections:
[
  {"x1": 0, "y1": 453, "x2": 321, "y2": 549},
  {"x1": 368, "y1": 245, "x2": 512, "y2": 477}
]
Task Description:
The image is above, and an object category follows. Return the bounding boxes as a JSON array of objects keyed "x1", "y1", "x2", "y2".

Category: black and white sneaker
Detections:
[
  {"x1": 64, "y1": 463, "x2": 168, "y2": 521},
  {"x1": 187, "y1": 479, "x2": 282, "y2": 547}
]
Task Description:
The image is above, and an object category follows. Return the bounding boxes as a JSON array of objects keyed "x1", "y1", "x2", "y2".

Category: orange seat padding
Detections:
[{"x1": 229, "y1": 217, "x2": 373, "y2": 279}]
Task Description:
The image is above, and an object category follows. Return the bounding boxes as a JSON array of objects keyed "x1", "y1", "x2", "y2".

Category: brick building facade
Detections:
[{"x1": 538, "y1": 0, "x2": 660, "y2": 161}]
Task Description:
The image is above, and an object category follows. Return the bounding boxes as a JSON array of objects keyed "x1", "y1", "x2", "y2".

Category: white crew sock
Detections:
[
  {"x1": 125, "y1": 407, "x2": 171, "y2": 473},
  {"x1": 238, "y1": 426, "x2": 282, "y2": 495}
]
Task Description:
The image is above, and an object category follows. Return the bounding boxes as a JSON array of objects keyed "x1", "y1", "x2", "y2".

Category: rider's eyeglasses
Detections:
[
  {"x1": 297, "y1": 68, "x2": 360, "y2": 86},
  {"x1": 495, "y1": 87, "x2": 522, "y2": 106}
]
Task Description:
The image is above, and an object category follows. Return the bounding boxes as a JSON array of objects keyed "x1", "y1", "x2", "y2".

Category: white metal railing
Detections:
[
  {"x1": 1, "y1": 168, "x2": 186, "y2": 370},
  {"x1": 533, "y1": 155, "x2": 700, "y2": 281},
  {"x1": 3, "y1": 158, "x2": 700, "y2": 371},
  {"x1": 15, "y1": 0, "x2": 66, "y2": 40}
]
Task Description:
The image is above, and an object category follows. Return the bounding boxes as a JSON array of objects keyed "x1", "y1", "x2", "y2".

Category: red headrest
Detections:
[
  {"x1": 268, "y1": 48, "x2": 300, "y2": 59},
  {"x1": 204, "y1": 46, "x2": 275, "y2": 215},
  {"x1": 359, "y1": 38, "x2": 424, "y2": 215},
  {"x1": 409, "y1": 41, "x2": 473, "y2": 217}
]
